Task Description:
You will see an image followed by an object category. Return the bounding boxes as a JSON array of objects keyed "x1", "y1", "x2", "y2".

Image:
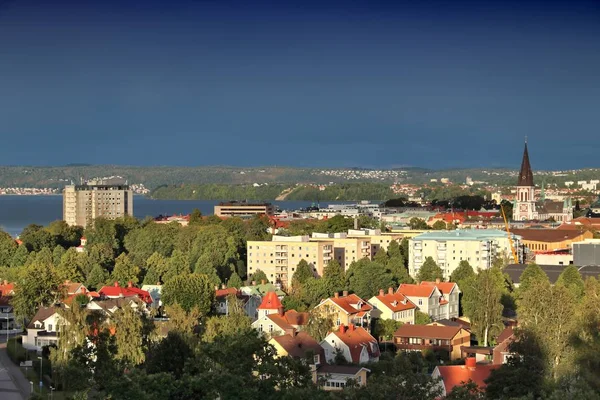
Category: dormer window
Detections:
[{"x1": 392, "y1": 301, "x2": 398, "y2": 307}]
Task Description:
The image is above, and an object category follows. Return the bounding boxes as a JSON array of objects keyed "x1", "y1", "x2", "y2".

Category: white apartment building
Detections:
[
  {"x1": 409, "y1": 230, "x2": 522, "y2": 279},
  {"x1": 63, "y1": 180, "x2": 133, "y2": 228},
  {"x1": 247, "y1": 236, "x2": 333, "y2": 287}
]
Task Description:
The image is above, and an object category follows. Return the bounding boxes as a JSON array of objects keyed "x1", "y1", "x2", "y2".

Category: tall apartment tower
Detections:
[{"x1": 63, "y1": 179, "x2": 133, "y2": 228}]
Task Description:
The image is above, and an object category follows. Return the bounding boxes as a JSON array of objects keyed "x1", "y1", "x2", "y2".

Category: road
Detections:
[{"x1": 0, "y1": 342, "x2": 30, "y2": 400}]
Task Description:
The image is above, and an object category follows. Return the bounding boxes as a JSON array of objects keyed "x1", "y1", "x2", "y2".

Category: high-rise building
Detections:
[{"x1": 63, "y1": 180, "x2": 133, "y2": 228}]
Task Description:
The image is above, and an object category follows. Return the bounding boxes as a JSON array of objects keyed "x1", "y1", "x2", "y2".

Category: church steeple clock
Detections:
[{"x1": 513, "y1": 141, "x2": 536, "y2": 221}]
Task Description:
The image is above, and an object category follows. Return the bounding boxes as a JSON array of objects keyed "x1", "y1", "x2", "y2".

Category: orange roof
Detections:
[
  {"x1": 267, "y1": 310, "x2": 309, "y2": 330},
  {"x1": 496, "y1": 326, "x2": 514, "y2": 344},
  {"x1": 215, "y1": 287, "x2": 238, "y2": 298},
  {"x1": 271, "y1": 332, "x2": 324, "y2": 359},
  {"x1": 0, "y1": 281, "x2": 15, "y2": 296},
  {"x1": 257, "y1": 291, "x2": 283, "y2": 310},
  {"x1": 420, "y1": 281, "x2": 457, "y2": 296},
  {"x1": 372, "y1": 290, "x2": 416, "y2": 312},
  {"x1": 334, "y1": 325, "x2": 379, "y2": 364},
  {"x1": 397, "y1": 284, "x2": 436, "y2": 298},
  {"x1": 329, "y1": 294, "x2": 372, "y2": 315},
  {"x1": 394, "y1": 323, "x2": 463, "y2": 340},
  {"x1": 436, "y1": 360, "x2": 497, "y2": 395}
]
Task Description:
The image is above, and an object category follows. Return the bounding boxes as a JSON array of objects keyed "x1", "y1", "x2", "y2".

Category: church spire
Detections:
[{"x1": 518, "y1": 141, "x2": 534, "y2": 187}]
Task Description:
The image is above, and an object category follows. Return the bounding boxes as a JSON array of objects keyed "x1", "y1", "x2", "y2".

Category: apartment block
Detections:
[
  {"x1": 346, "y1": 229, "x2": 404, "y2": 254},
  {"x1": 214, "y1": 202, "x2": 274, "y2": 218},
  {"x1": 247, "y1": 236, "x2": 333, "y2": 287},
  {"x1": 63, "y1": 180, "x2": 133, "y2": 228},
  {"x1": 409, "y1": 230, "x2": 522, "y2": 279},
  {"x1": 310, "y1": 233, "x2": 371, "y2": 270}
]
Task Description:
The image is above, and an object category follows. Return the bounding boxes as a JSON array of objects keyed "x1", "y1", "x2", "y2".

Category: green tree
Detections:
[
  {"x1": 450, "y1": 260, "x2": 475, "y2": 284},
  {"x1": 189, "y1": 208, "x2": 203, "y2": 226},
  {"x1": 518, "y1": 263, "x2": 549, "y2": 296},
  {"x1": 86, "y1": 264, "x2": 109, "y2": 290},
  {"x1": 461, "y1": 269, "x2": 504, "y2": 347},
  {"x1": 0, "y1": 231, "x2": 17, "y2": 267},
  {"x1": 163, "y1": 249, "x2": 191, "y2": 282},
  {"x1": 194, "y1": 260, "x2": 221, "y2": 287},
  {"x1": 317, "y1": 215, "x2": 354, "y2": 233},
  {"x1": 431, "y1": 220, "x2": 447, "y2": 230},
  {"x1": 52, "y1": 245, "x2": 66, "y2": 267},
  {"x1": 12, "y1": 262, "x2": 61, "y2": 318},
  {"x1": 400, "y1": 238, "x2": 409, "y2": 267},
  {"x1": 374, "y1": 319, "x2": 403, "y2": 341},
  {"x1": 250, "y1": 269, "x2": 268, "y2": 284},
  {"x1": 113, "y1": 305, "x2": 146, "y2": 366},
  {"x1": 292, "y1": 259, "x2": 314, "y2": 286},
  {"x1": 387, "y1": 256, "x2": 413, "y2": 285},
  {"x1": 305, "y1": 307, "x2": 334, "y2": 342},
  {"x1": 162, "y1": 273, "x2": 215, "y2": 315},
  {"x1": 20, "y1": 224, "x2": 56, "y2": 252},
  {"x1": 227, "y1": 272, "x2": 243, "y2": 289},
  {"x1": 446, "y1": 380, "x2": 485, "y2": 399},
  {"x1": 164, "y1": 303, "x2": 200, "y2": 334},
  {"x1": 57, "y1": 248, "x2": 85, "y2": 283},
  {"x1": 415, "y1": 311, "x2": 432, "y2": 325},
  {"x1": 572, "y1": 277, "x2": 600, "y2": 391},
  {"x1": 416, "y1": 257, "x2": 443, "y2": 282},
  {"x1": 373, "y1": 248, "x2": 389, "y2": 265},
  {"x1": 145, "y1": 332, "x2": 192, "y2": 379},
  {"x1": 387, "y1": 240, "x2": 402, "y2": 259},
  {"x1": 323, "y1": 259, "x2": 345, "y2": 295},
  {"x1": 246, "y1": 215, "x2": 271, "y2": 241},
  {"x1": 408, "y1": 217, "x2": 429, "y2": 230},
  {"x1": 346, "y1": 259, "x2": 394, "y2": 299},
  {"x1": 203, "y1": 294, "x2": 251, "y2": 342},
  {"x1": 555, "y1": 265, "x2": 584, "y2": 299},
  {"x1": 111, "y1": 253, "x2": 141, "y2": 286},
  {"x1": 143, "y1": 252, "x2": 169, "y2": 285},
  {"x1": 10, "y1": 244, "x2": 28, "y2": 268}
]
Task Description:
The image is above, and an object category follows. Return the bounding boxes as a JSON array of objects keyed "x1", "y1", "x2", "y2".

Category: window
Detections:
[
  {"x1": 418, "y1": 299, "x2": 423, "y2": 305},
  {"x1": 269, "y1": 324, "x2": 274, "y2": 332},
  {"x1": 48, "y1": 324, "x2": 52, "y2": 331},
  {"x1": 336, "y1": 318, "x2": 341, "y2": 326},
  {"x1": 313, "y1": 355, "x2": 320, "y2": 364}
]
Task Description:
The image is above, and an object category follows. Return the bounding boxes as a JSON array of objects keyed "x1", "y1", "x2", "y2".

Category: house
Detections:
[
  {"x1": 320, "y1": 324, "x2": 380, "y2": 364},
  {"x1": 368, "y1": 288, "x2": 416, "y2": 324},
  {"x1": 419, "y1": 280, "x2": 460, "y2": 319},
  {"x1": 313, "y1": 364, "x2": 370, "y2": 391},
  {"x1": 215, "y1": 286, "x2": 261, "y2": 321},
  {"x1": 432, "y1": 357, "x2": 497, "y2": 397},
  {"x1": 22, "y1": 307, "x2": 62, "y2": 351},
  {"x1": 269, "y1": 331, "x2": 325, "y2": 363},
  {"x1": 98, "y1": 282, "x2": 153, "y2": 305},
  {"x1": 397, "y1": 283, "x2": 450, "y2": 321},
  {"x1": 493, "y1": 326, "x2": 515, "y2": 365},
  {"x1": 141, "y1": 284, "x2": 162, "y2": 308},
  {"x1": 252, "y1": 308, "x2": 309, "y2": 337},
  {"x1": 0, "y1": 296, "x2": 20, "y2": 334},
  {"x1": 75, "y1": 237, "x2": 87, "y2": 253},
  {"x1": 86, "y1": 296, "x2": 149, "y2": 316},
  {"x1": 61, "y1": 281, "x2": 87, "y2": 297},
  {"x1": 0, "y1": 280, "x2": 15, "y2": 296},
  {"x1": 393, "y1": 323, "x2": 471, "y2": 360},
  {"x1": 314, "y1": 292, "x2": 373, "y2": 331},
  {"x1": 256, "y1": 291, "x2": 284, "y2": 319}
]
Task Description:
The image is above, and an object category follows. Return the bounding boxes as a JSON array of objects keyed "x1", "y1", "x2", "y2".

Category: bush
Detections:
[{"x1": 6, "y1": 337, "x2": 27, "y2": 363}]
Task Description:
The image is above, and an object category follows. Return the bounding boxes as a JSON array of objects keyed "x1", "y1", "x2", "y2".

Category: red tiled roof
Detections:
[
  {"x1": 61, "y1": 282, "x2": 86, "y2": 296},
  {"x1": 0, "y1": 281, "x2": 15, "y2": 296},
  {"x1": 436, "y1": 362, "x2": 497, "y2": 395},
  {"x1": 258, "y1": 291, "x2": 283, "y2": 310},
  {"x1": 394, "y1": 323, "x2": 463, "y2": 340},
  {"x1": 420, "y1": 281, "x2": 457, "y2": 296},
  {"x1": 215, "y1": 287, "x2": 238, "y2": 299},
  {"x1": 496, "y1": 326, "x2": 514, "y2": 344},
  {"x1": 372, "y1": 291, "x2": 416, "y2": 312},
  {"x1": 98, "y1": 282, "x2": 152, "y2": 304},
  {"x1": 397, "y1": 284, "x2": 436, "y2": 298},
  {"x1": 334, "y1": 325, "x2": 380, "y2": 364},
  {"x1": 329, "y1": 294, "x2": 373, "y2": 315},
  {"x1": 267, "y1": 310, "x2": 310, "y2": 330},
  {"x1": 271, "y1": 332, "x2": 325, "y2": 359}
]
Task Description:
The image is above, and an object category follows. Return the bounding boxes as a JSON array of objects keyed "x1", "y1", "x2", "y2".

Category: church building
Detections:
[{"x1": 512, "y1": 143, "x2": 573, "y2": 222}]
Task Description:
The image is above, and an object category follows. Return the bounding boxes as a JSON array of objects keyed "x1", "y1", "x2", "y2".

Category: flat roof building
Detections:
[
  {"x1": 63, "y1": 180, "x2": 133, "y2": 228},
  {"x1": 214, "y1": 202, "x2": 274, "y2": 218}
]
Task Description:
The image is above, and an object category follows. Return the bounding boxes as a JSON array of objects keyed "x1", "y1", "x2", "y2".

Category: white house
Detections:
[
  {"x1": 397, "y1": 283, "x2": 452, "y2": 321},
  {"x1": 22, "y1": 307, "x2": 62, "y2": 352},
  {"x1": 320, "y1": 324, "x2": 380, "y2": 365},
  {"x1": 252, "y1": 309, "x2": 309, "y2": 338}
]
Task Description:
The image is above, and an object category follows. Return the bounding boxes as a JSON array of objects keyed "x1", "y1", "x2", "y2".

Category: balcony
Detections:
[
  {"x1": 414, "y1": 243, "x2": 423, "y2": 250},
  {"x1": 437, "y1": 245, "x2": 446, "y2": 251}
]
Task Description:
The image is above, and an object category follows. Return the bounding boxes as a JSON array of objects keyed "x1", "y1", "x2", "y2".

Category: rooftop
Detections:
[
  {"x1": 412, "y1": 229, "x2": 520, "y2": 242},
  {"x1": 394, "y1": 323, "x2": 463, "y2": 340},
  {"x1": 511, "y1": 228, "x2": 591, "y2": 243}
]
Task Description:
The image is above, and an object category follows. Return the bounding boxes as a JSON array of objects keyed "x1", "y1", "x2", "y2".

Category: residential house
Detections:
[
  {"x1": 397, "y1": 283, "x2": 450, "y2": 321},
  {"x1": 22, "y1": 307, "x2": 62, "y2": 351},
  {"x1": 256, "y1": 291, "x2": 284, "y2": 319},
  {"x1": 0, "y1": 280, "x2": 15, "y2": 296},
  {"x1": 98, "y1": 282, "x2": 153, "y2": 305},
  {"x1": 493, "y1": 326, "x2": 515, "y2": 365},
  {"x1": 239, "y1": 281, "x2": 286, "y2": 299},
  {"x1": 313, "y1": 364, "x2": 370, "y2": 391},
  {"x1": 269, "y1": 331, "x2": 324, "y2": 363},
  {"x1": 320, "y1": 324, "x2": 380, "y2": 364},
  {"x1": 61, "y1": 281, "x2": 87, "y2": 297},
  {"x1": 367, "y1": 288, "x2": 416, "y2": 324},
  {"x1": 0, "y1": 296, "x2": 20, "y2": 333},
  {"x1": 432, "y1": 357, "x2": 497, "y2": 397},
  {"x1": 215, "y1": 286, "x2": 261, "y2": 321},
  {"x1": 314, "y1": 292, "x2": 373, "y2": 331},
  {"x1": 393, "y1": 323, "x2": 471, "y2": 360},
  {"x1": 141, "y1": 284, "x2": 162, "y2": 308},
  {"x1": 86, "y1": 296, "x2": 149, "y2": 317},
  {"x1": 419, "y1": 280, "x2": 460, "y2": 319},
  {"x1": 252, "y1": 308, "x2": 309, "y2": 338}
]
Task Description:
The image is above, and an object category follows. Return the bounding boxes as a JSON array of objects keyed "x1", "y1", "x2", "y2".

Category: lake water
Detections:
[{"x1": 0, "y1": 196, "x2": 334, "y2": 237}]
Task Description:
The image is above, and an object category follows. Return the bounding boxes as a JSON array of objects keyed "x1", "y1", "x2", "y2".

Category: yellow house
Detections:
[
  {"x1": 269, "y1": 331, "x2": 324, "y2": 362},
  {"x1": 314, "y1": 292, "x2": 373, "y2": 331},
  {"x1": 313, "y1": 364, "x2": 370, "y2": 391}
]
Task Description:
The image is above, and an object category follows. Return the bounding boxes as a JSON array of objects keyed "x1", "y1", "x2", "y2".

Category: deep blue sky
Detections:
[{"x1": 1, "y1": 0, "x2": 599, "y2": 169}]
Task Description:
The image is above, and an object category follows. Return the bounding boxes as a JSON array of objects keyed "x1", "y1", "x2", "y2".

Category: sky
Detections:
[{"x1": 0, "y1": 0, "x2": 599, "y2": 170}]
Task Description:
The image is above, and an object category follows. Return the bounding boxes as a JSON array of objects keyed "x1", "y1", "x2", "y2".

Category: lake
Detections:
[{"x1": 0, "y1": 196, "x2": 338, "y2": 237}]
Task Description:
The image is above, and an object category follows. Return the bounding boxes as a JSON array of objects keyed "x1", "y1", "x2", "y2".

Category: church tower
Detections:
[{"x1": 513, "y1": 142, "x2": 536, "y2": 221}]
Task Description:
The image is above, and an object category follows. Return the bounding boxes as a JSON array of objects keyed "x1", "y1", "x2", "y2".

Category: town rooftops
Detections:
[
  {"x1": 240, "y1": 282, "x2": 286, "y2": 297},
  {"x1": 333, "y1": 324, "x2": 380, "y2": 363},
  {"x1": 372, "y1": 288, "x2": 416, "y2": 312},
  {"x1": 511, "y1": 228, "x2": 590, "y2": 243},
  {"x1": 327, "y1": 293, "x2": 373, "y2": 315},
  {"x1": 0, "y1": 280, "x2": 15, "y2": 296},
  {"x1": 420, "y1": 280, "x2": 459, "y2": 295},
  {"x1": 98, "y1": 282, "x2": 153, "y2": 304},
  {"x1": 412, "y1": 229, "x2": 520, "y2": 242},
  {"x1": 397, "y1": 283, "x2": 438, "y2": 298},
  {"x1": 271, "y1": 331, "x2": 324, "y2": 359},
  {"x1": 434, "y1": 358, "x2": 497, "y2": 396},
  {"x1": 257, "y1": 291, "x2": 283, "y2": 310},
  {"x1": 394, "y1": 323, "x2": 463, "y2": 340}
]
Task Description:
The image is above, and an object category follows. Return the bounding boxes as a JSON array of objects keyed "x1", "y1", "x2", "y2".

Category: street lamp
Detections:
[
  {"x1": 38, "y1": 356, "x2": 43, "y2": 392},
  {"x1": 29, "y1": 381, "x2": 33, "y2": 395},
  {"x1": 50, "y1": 385, "x2": 55, "y2": 400}
]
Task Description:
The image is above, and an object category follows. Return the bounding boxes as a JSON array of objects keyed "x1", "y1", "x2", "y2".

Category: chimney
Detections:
[
  {"x1": 65, "y1": 280, "x2": 70, "y2": 284},
  {"x1": 342, "y1": 290, "x2": 348, "y2": 297},
  {"x1": 349, "y1": 324, "x2": 355, "y2": 332},
  {"x1": 114, "y1": 282, "x2": 119, "y2": 287},
  {"x1": 379, "y1": 289, "x2": 384, "y2": 296},
  {"x1": 465, "y1": 357, "x2": 476, "y2": 368},
  {"x1": 435, "y1": 278, "x2": 441, "y2": 284},
  {"x1": 339, "y1": 324, "x2": 346, "y2": 334},
  {"x1": 334, "y1": 292, "x2": 339, "y2": 298},
  {"x1": 214, "y1": 285, "x2": 219, "y2": 291},
  {"x1": 261, "y1": 279, "x2": 266, "y2": 285},
  {"x1": 2, "y1": 280, "x2": 6, "y2": 285},
  {"x1": 278, "y1": 306, "x2": 284, "y2": 316},
  {"x1": 127, "y1": 281, "x2": 133, "y2": 288},
  {"x1": 221, "y1": 283, "x2": 226, "y2": 289},
  {"x1": 388, "y1": 287, "x2": 394, "y2": 295}
]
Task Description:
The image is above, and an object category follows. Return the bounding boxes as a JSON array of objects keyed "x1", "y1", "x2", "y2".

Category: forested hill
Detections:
[{"x1": 0, "y1": 165, "x2": 599, "y2": 190}]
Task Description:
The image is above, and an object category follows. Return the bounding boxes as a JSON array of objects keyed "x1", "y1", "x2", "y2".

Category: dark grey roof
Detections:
[
  {"x1": 506, "y1": 264, "x2": 600, "y2": 284},
  {"x1": 517, "y1": 143, "x2": 534, "y2": 187}
]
